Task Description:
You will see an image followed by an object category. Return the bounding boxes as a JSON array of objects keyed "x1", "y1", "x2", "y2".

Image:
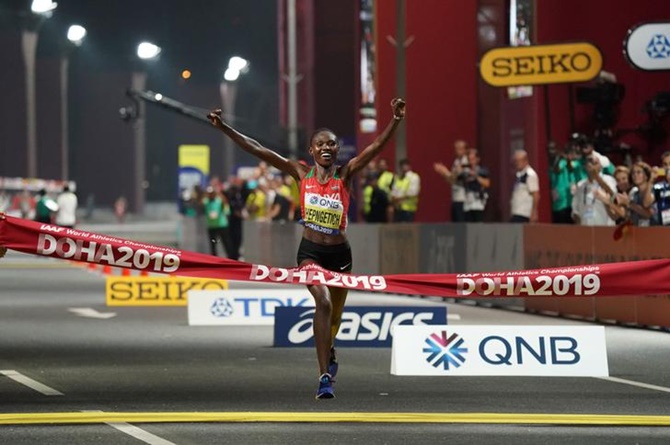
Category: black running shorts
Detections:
[{"x1": 296, "y1": 238, "x2": 353, "y2": 273}]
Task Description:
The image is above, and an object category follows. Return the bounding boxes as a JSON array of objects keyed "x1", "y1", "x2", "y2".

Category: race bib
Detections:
[{"x1": 303, "y1": 193, "x2": 344, "y2": 235}]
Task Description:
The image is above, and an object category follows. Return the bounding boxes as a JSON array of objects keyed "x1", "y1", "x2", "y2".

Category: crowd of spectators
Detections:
[{"x1": 179, "y1": 133, "x2": 670, "y2": 259}]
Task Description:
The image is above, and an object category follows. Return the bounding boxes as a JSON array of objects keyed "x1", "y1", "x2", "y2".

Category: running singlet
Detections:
[
  {"x1": 300, "y1": 167, "x2": 350, "y2": 235},
  {"x1": 653, "y1": 181, "x2": 670, "y2": 226}
]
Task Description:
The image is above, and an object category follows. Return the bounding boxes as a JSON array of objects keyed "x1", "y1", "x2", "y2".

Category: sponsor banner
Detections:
[
  {"x1": 480, "y1": 42, "x2": 602, "y2": 86},
  {"x1": 624, "y1": 22, "x2": 670, "y2": 71},
  {"x1": 106, "y1": 276, "x2": 228, "y2": 306},
  {"x1": 274, "y1": 306, "x2": 447, "y2": 347},
  {"x1": 187, "y1": 289, "x2": 314, "y2": 326},
  {"x1": 3, "y1": 214, "x2": 670, "y2": 298},
  {"x1": 391, "y1": 325, "x2": 608, "y2": 376}
]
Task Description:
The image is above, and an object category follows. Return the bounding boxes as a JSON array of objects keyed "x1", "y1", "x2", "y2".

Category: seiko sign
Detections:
[
  {"x1": 479, "y1": 42, "x2": 603, "y2": 87},
  {"x1": 624, "y1": 22, "x2": 670, "y2": 71}
]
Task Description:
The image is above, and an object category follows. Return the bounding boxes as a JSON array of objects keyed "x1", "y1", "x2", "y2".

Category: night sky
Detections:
[{"x1": 1, "y1": 0, "x2": 280, "y2": 203}]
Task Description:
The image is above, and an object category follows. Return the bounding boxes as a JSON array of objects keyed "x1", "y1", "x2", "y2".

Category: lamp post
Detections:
[
  {"x1": 132, "y1": 41, "x2": 161, "y2": 215},
  {"x1": 60, "y1": 24, "x2": 86, "y2": 181},
  {"x1": 219, "y1": 56, "x2": 248, "y2": 178},
  {"x1": 22, "y1": 0, "x2": 57, "y2": 178}
]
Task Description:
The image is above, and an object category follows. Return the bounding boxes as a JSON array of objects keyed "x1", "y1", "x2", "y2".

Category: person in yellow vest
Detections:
[
  {"x1": 244, "y1": 180, "x2": 268, "y2": 221},
  {"x1": 363, "y1": 172, "x2": 389, "y2": 222},
  {"x1": 391, "y1": 158, "x2": 420, "y2": 222},
  {"x1": 376, "y1": 158, "x2": 395, "y2": 221}
]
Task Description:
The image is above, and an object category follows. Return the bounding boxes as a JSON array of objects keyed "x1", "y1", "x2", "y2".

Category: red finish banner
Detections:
[{"x1": 1, "y1": 214, "x2": 670, "y2": 298}]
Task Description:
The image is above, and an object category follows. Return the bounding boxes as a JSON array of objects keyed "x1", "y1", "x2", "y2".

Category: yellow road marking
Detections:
[{"x1": 1, "y1": 412, "x2": 670, "y2": 425}]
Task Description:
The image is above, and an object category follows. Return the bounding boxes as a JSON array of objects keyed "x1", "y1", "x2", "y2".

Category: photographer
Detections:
[
  {"x1": 548, "y1": 141, "x2": 580, "y2": 224},
  {"x1": 570, "y1": 133, "x2": 615, "y2": 181}
]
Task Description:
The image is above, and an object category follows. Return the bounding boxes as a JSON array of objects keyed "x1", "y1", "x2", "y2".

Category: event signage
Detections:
[
  {"x1": 624, "y1": 22, "x2": 670, "y2": 71},
  {"x1": 274, "y1": 306, "x2": 447, "y2": 347},
  {"x1": 188, "y1": 289, "x2": 314, "y2": 326},
  {"x1": 4, "y1": 215, "x2": 670, "y2": 298},
  {"x1": 106, "y1": 276, "x2": 228, "y2": 306},
  {"x1": 479, "y1": 42, "x2": 602, "y2": 86},
  {"x1": 391, "y1": 325, "x2": 608, "y2": 376}
]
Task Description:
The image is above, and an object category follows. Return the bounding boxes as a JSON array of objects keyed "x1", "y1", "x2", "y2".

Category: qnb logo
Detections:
[
  {"x1": 423, "y1": 330, "x2": 468, "y2": 370},
  {"x1": 646, "y1": 34, "x2": 670, "y2": 59},
  {"x1": 210, "y1": 297, "x2": 234, "y2": 318}
]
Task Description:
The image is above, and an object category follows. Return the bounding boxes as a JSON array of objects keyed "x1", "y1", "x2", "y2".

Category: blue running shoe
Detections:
[
  {"x1": 328, "y1": 348, "x2": 339, "y2": 380},
  {"x1": 315, "y1": 373, "x2": 335, "y2": 399}
]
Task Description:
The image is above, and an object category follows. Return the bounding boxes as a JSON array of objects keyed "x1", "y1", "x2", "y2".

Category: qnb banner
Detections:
[
  {"x1": 3, "y1": 214, "x2": 670, "y2": 298},
  {"x1": 274, "y1": 306, "x2": 448, "y2": 347},
  {"x1": 391, "y1": 325, "x2": 609, "y2": 377}
]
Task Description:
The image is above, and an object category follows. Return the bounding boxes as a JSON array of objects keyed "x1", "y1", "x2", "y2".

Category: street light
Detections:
[
  {"x1": 22, "y1": 0, "x2": 58, "y2": 178},
  {"x1": 220, "y1": 56, "x2": 248, "y2": 178},
  {"x1": 60, "y1": 24, "x2": 86, "y2": 181},
  {"x1": 132, "y1": 41, "x2": 162, "y2": 215}
]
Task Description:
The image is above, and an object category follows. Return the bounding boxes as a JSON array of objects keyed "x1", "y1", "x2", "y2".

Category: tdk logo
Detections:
[
  {"x1": 274, "y1": 306, "x2": 447, "y2": 347},
  {"x1": 209, "y1": 296, "x2": 311, "y2": 319}
]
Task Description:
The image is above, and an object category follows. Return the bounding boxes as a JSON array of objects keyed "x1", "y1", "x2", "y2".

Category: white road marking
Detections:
[
  {"x1": 597, "y1": 376, "x2": 670, "y2": 394},
  {"x1": 0, "y1": 370, "x2": 63, "y2": 396},
  {"x1": 447, "y1": 314, "x2": 461, "y2": 320},
  {"x1": 82, "y1": 411, "x2": 177, "y2": 445},
  {"x1": 68, "y1": 308, "x2": 117, "y2": 319}
]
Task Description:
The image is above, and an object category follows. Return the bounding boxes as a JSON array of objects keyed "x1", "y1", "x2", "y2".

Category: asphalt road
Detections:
[{"x1": 1, "y1": 251, "x2": 670, "y2": 444}]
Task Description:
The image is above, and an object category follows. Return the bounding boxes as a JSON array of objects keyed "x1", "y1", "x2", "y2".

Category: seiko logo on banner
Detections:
[
  {"x1": 479, "y1": 42, "x2": 603, "y2": 86},
  {"x1": 273, "y1": 306, "x2": 447, "y2": 347},
  {"x1": 106, "y1": 276, "x2": 228, "y2": 306},
  {"x1": 624, "y1": 22, "x2": 670, "y2": 71}
]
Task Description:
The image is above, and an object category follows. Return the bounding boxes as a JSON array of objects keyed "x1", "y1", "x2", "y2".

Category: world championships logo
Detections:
[
  {"x1": 423, "y1": 330, "x2": 468, "y2": 370},
  {"x1": 210, "y1": 297, "x2": 234, "y2": 317}
]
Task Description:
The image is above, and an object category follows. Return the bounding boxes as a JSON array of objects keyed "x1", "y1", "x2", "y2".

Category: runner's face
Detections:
[{"x1": 310, "y1": 131, "x2": 339, "y2": 167}]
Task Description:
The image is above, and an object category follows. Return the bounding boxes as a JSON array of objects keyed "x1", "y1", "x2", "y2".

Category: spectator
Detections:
[
  {"x1": 613, "y1": 165, "x2": 632, "y2": 195},
  {"x1": 653, "y1": 151, "x2": 670, "y2": 226},
  {"x1": 570, "y1": 133, "x2": 615, "y2": 180},
  {"x1": 225, "y1": 178, "x2": 245, "y2": 260},
  {"x1": 0, "y1": 190, "x2": 9, "y2": 213},
  {"x1": 433, "y1": 139, "x2": 468, "y2": 222},
  {"x1": 603, "y1": 166, "x2": 631, "y2": 224},
  {"x1": 617, "y1": 162, "x2": 655, "y2": 227},
  {"x1": 203, "y1": 186, "x2": 233, "y2": 258},
  {"x1": 510, "y1": 149, "x2": 540, "y2": 223},
  {"x1": 34, "y1": 189, "x2": 57, "y2": 224},
  {"x1": 363, "y1": 172, "x2": 389, "y2": 223},
  {"x1": 548, "y1": 142, "x2": 579, "y2": 224},
  {"x1": 390, "y1": 158, "x2": 420, "y2": 222},
  {"x1": 571, "y1": 155, "x2": 616, "y2": 226},
  {"x1": 244, "y1": 180, "x2": 267, "y2": 221},
  {"x1": 268, "y1": 176, "x2": 293, "y2": 223},
  {"x1": 55, "y1": 185, "x2": 78, "y2": 228},
  {"x1": 462, "y1": 149, "x2": 490, "y2": 222},
  {"x1": 114, "y1": 196, "x2": 128, "y2": 223}
]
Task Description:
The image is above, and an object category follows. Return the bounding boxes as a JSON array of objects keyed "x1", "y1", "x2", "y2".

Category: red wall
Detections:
[
  {"x1": 537, "y1": 0, "x2": 670, "y2": 163},
  {"x1": 376, "y1": 0, "x2": 479, "y2": 222},
  {"x1": 375, "y1": 0, "x2": 670, "y2": 223}
]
